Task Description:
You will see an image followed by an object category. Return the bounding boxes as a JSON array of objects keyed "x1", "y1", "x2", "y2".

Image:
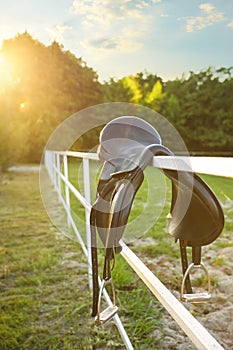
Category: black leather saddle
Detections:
[{"x1": 90, "y1": 116, "x2": 224, "y2": 323}]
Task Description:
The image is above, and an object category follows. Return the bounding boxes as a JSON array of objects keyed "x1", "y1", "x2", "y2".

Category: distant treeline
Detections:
[{"x1": 0, "y1": 32, "x2": 232, "y2": 169}]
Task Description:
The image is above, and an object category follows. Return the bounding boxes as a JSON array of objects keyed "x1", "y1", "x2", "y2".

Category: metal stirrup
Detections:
[
  {"x1": 180, "y1": 262, "x2": 211, "y2": 303},
  {"x1": 95, "y1": 279, "x2": 118, "y2": 324}
]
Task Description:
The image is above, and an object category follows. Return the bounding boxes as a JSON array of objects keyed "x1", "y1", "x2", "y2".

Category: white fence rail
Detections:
[{"x1": 44, "y1": 150, "x2": 232, "y2": 350}]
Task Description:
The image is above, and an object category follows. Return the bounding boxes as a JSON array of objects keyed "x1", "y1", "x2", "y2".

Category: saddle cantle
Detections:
[{"x1": 90, "y1": 116, "x2": 224, "y2": 321}]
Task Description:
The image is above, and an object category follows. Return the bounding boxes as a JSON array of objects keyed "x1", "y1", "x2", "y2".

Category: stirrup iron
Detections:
[
  {"x1": 180, "y1": 262, "x2": 211, "y2": 303},
  {"x1": 95, "y1": 279, "x2": 118, "y2": 324}
]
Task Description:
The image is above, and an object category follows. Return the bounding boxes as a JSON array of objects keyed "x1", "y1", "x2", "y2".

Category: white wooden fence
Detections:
[{"x1": 44, "y1": 150, "x2": 233, "y2": 350}]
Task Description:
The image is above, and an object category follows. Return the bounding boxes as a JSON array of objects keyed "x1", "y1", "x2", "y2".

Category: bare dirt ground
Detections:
[{"x1": 140, "y1": 240, "x2": 233, "y2": 350}]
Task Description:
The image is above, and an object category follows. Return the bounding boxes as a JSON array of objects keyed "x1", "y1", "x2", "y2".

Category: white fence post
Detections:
[
  {"x1": 56, "y1": 153, "x2": 62, "y2": 202},
  {"x1": 53, "y1": 152, "x2": 58, "y2": 190},
  {"x1": 63, "y1": 154, "x2": 71, "y2": 227},
  {"x1": 83, "y1": 157, "x2": 93, "y2": 290}
]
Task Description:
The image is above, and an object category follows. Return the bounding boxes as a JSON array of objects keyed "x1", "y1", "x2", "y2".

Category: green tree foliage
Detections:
[
  {"x1": 0, "y1": 90, "x2": 27, "y2": 170},
  {"x1": 103, "y1": 72, "x2": 164, "y2": 109},
  {"x1": 0, "y1": 31, "x2": 232, "y2": 168},
  {"x1": 103, "y1": 68, "x2": 233, "y2": 155},
  {"x1": 102, "y1": 77, "x2": 134, "y2": 102},
  {"x1": 161, "y1": 67, "x2": 233, "y2": 153},
  {"x1": 0, "y1": 32, "x2": 103, "y2": 166}
]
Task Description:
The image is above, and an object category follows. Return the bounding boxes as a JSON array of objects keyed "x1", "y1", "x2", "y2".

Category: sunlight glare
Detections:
[
  {"x1": 0, "y1": 52, "x2": 14, "y2": 87},
  {"x1": 0, "y1": 53, "x2": 8, "y2": 75},
  {"x1": 0, "y1": 54, "x2": 4, "y2": 66},
  {"x1": 0, "y1": 54, "x2": 8, "y2": 87}
]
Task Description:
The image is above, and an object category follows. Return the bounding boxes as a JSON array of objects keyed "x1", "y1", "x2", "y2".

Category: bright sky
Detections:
[{"x1": 0, "y1": 0, "x2": 232, "y2": 82}]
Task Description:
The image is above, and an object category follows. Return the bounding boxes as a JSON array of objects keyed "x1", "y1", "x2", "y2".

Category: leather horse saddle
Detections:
[{"x1": 90, "y1": 116, "x2": 224, "y2": 323}]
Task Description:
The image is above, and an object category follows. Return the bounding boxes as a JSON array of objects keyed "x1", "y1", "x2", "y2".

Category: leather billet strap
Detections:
[
  {"x1": 179, "y1": 240, "x2": 203, "y2": 294},
  {"x1": 179, "y1": 240, "x2": 192, "y2": 294},
  {"x1": 192, "y1": 246, "x2": 201, "y2": 265},
  {"x1": 91, "y1": 212, "x2": 115, "y2": 317}
]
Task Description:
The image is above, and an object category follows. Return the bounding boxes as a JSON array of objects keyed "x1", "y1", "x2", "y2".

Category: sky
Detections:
[{"x1": 0, "y1": 0, "x2": 232, "y2": 82}]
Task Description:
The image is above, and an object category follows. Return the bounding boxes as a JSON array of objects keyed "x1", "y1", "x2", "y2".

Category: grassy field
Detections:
[
  {"x1": 0, "y1": 170, "x2": 163, "y2": 350},
  {"x1": 0, "y1": 166, "x2": 232, "y2": 349}
]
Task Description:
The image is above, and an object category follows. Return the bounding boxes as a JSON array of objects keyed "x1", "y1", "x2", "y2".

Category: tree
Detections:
[
  {"x1": 0, "y1": 32, "x2": 103, "y2": 165},
  {"x1": 103, "y1": 67, "x2": 233, "y2": 154},
  {"x1": 162, "y1": 67, "x2": 233, "y2": 153},
  {"x1": 103, "y1": 71, "x2": 164, "y2": 110},
  {"x1": 102, "y1": 77, "x2": 133, "y2": 102}
]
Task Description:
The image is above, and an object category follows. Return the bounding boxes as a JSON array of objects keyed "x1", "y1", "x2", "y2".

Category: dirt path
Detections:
[{"x1": 139, "y1": 239, "x2": 233, "y2": 349}]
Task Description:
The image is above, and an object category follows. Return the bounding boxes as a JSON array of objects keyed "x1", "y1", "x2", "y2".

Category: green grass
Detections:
[
  {"x1": 0, "y1": 170, "x2": 164, "y2": 350},
  {"x1": 2, "y1": 165, "x2": 231, "y2": 349},
  {"x1": 200, "y1": 174, "x2": 233, "y2": 244},
  {"x1": 0, "y1": 172, "x2": 119, "y2": 349}
]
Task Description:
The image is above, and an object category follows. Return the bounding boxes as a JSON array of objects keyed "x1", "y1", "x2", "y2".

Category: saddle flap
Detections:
[
  {"x1": 166, "y1": 170, "x2": 224, "y2": 246},
  {"x1": 94, "y1": 166, "x2": 144, "y2": 250}
]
